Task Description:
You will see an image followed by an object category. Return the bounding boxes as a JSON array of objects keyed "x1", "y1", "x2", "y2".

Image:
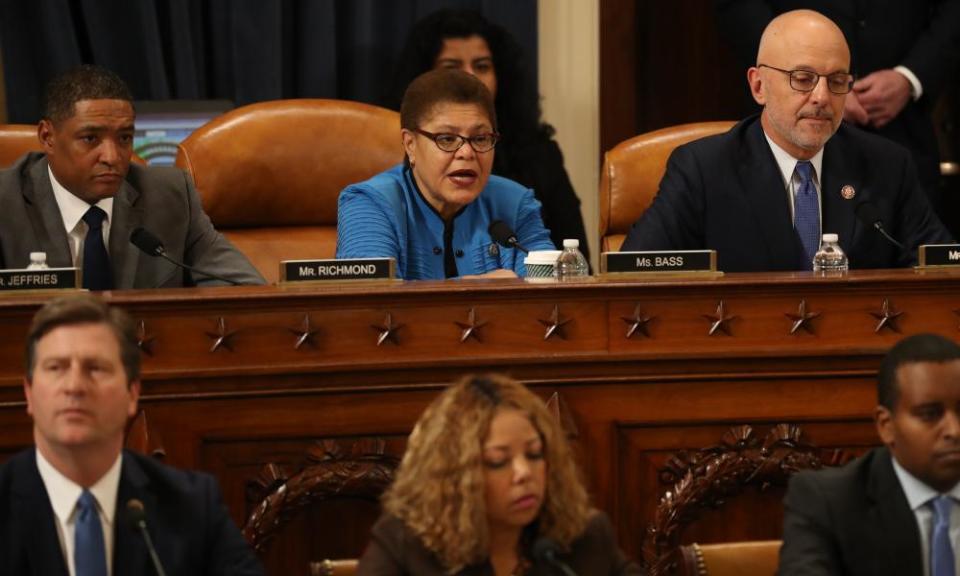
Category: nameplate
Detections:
[
  {"x1": 0, "y1": 268, "x2": 80, "y2": 291},
  {"x1": 601, "y1": 250, "x2": 717, "y2": 274},
  {"x1": 280, "y1": 258, "x2": 396, "y2": 283},
  {"x1": 918, "y1": 244, "x2": 960, "y2": 268}
]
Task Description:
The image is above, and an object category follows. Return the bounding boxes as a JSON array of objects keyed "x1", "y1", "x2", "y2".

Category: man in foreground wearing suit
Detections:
[
  {"x1": 779, "y1": 333, "x2": 960, "y2": 575},
  {"x1": 0, "y1": 64, "x2": 264, "y2": 288},
  {"x1": 0, "y1": 295, "x2": 264, "y2": 575},
  {"x1": 621, "y1": 10, "x2": 953, "y2": 272}
]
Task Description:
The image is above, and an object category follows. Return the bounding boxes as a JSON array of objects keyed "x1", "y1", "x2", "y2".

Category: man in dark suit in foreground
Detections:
[
  {"x1": 0, "y1": 64, "x2": 264, "y2": 289},
  {"x1": 0, "y1": 295, "x2": 264, "y2": 575},
  {"x1": 779, "y1": 333, "x2": 960, "y2": 575},
  {"x1": 621, "y1": 9, "x2": 953, "y2": 272}
]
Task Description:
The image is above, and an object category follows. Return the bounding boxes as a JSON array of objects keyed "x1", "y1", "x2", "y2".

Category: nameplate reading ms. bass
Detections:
[
  {"x1": 280, "y1": 258, "x2": 396, "y2": 283},
  {"x1": 0, "y1": 268, "x2": 80, "y2": 292},
  {"x1": 601, "y1": 250, "x2": 717, "y2": 274},
  {"x1": 918, "y1": 244, "x2": 960, "y2": 268}
]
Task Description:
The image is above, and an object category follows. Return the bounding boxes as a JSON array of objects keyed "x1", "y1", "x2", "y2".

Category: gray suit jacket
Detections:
[
  {"x1": 778, "y1": 447, "x2": 923, "y2": 576},
  {"x1": 0, "y1": 153, "x2": 265, "y2": 288}
]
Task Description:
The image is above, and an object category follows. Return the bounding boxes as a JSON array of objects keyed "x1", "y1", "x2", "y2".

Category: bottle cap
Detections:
[
  {"x1": 29, "y1": 252, "x2": 46, "y2": 261},
  {"x1": 562, "y1": 239, "x2": 580, "y2": 248},
  {"x1": 821, "y1": 233, "x2": 838, "y2": 243}
]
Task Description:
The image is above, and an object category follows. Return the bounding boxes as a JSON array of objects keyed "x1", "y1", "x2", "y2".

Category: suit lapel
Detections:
[
  {"x1": 22, "y1": 157, "x2": 74, "y2": 268},
  {"x1": 11, "y1": 450, "x2": 69, "y2": 576},
  {"x1": 114, "y1": 452, "x2": 152, "y2": 575},
  {"x1": 108, "y1": 181, "x2": 143, "y2": 289},
  {"x1": 865, "y1": 449, "x2": 924, "y2": 576},
  {"x1": 820, "y1": 134, "x2": 860, "y2": 254},
  {"x1": 734, "y1": 121, "x2": 805, "y2": 269}
]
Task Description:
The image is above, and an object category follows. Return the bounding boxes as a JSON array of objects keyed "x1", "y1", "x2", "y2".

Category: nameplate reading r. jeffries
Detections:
[
  {"x1": 280, "y1": 258, "x2": 396, "y2": 283},
  {"x1": 0, "y1": 268, "x2": 80, "y2": 292},
  {"x1": 601, "y1": 250, "x2": 717, "y2": 274}
]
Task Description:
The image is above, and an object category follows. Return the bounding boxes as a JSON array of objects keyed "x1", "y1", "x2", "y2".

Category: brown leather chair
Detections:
[
  {"x1": 0, "y1": 123, "x2": 147, "y2": 167},
  {"x1": 309, "y1": 559, "x2": 357, "y2": 576},
  {"x1": 679, "y1": 541, "x2": 781, "y2": 576},
  {"x1": 598, "y1": 121, "x2": 736, "y2": 253},
  {"x1": 175, "y1": 99, "x2": 403, "y2": 284}
]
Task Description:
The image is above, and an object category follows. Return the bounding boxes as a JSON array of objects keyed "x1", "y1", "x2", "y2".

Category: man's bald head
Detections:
[
  {"x1": 757, "y1": 10, "x2": 850, "y2": 68},
  {"x1": 748, "y1": 9, "x2": 851, "y2": 160}
]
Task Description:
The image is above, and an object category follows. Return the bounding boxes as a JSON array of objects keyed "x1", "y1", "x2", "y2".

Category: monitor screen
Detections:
[{"x1": 133, "y1": 100, "x2": 233, "y2": 165}]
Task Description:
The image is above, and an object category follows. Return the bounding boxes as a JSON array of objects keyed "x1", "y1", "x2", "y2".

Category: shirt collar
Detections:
[
  {"x1": 762, "y1": 132, "x2": 824, "y2": 189},
  {"x1": 48, "y1": 166, "x2": 114, "y2": 234},
  {"x1": 892, "y1": 456, "x2": 960, "y2": 510},
  {"x1": 35, "y1": 447, "x2": 123, "y2": 525}
]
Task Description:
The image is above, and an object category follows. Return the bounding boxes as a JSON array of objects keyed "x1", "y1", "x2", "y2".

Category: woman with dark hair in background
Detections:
[{"x1": 388, "y1": 9, "x2": 591, "y2": 263}]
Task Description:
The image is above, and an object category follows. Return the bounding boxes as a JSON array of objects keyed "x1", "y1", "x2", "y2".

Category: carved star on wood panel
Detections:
[
  {"x1": 870, "y1": 298, "x2": 903, "y2": 333},
  {"x1": 785, "y1": 299, "x2": 821, "y2": 335},
  {"x1": 204, "y1": 317, "x2": 237, "y2": 352},
  {"x1": 702, "y1": 300, "x2": 738, "y2": 336},
  {"x1": 621, "y1": 304, "x2": 654, "y2": 339},
  {"x1": 538, "y1": 305, "x2": 572, "y2": 341},
  {"x1": 455, "y1": 307, "x2": 488, "y2": 343},
  {"x1": 288, "y1": 314, "x2": 319, "y2": 350},
  {"x1": 136, "y1": 320, "x2": 155, "y2": 356},
  {"x1": 371, "y1": 312, "x2": 403, "y2": 346}
]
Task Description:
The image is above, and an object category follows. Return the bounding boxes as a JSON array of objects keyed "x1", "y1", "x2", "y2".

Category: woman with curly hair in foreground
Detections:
[{"x1": 358, "y1": 374, "x2": 642, "y2": 575}]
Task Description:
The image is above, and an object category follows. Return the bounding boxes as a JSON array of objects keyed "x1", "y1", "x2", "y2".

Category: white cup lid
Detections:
[{"x1": 524, "y1": 250, "x2": 561, "y2": 264}]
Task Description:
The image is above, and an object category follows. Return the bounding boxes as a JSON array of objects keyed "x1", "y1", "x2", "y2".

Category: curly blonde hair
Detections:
[{"x1": 382, "y1": 373, "x2": 591, "y2": 572}]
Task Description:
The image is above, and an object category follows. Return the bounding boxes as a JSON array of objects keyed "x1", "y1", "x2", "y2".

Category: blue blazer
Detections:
[
  {"x1": 337, "y1": 164, "x2": 554, "y2": 279},
  {"x1": 621, "y1": 116, "x2": 953, "y2": 271},
  {"x1": 0, "y1": 449, "x2": 264, "y2": 576}
]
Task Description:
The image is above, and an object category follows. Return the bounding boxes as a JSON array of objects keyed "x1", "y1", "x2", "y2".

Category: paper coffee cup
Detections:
[{"x1": 524, "y1": 250, "x2": 561, "y2": 279}]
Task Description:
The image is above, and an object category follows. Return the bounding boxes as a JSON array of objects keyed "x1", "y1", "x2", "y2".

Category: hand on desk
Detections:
[{"x1": 460, "y1": 269, "x2": 519, "y2": 280}]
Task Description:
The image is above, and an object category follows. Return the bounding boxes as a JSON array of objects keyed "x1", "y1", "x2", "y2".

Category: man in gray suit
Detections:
[
  {"x1": 779, "y1": 333, "x2": 960, "y2": 575},
  {"x1": 0, "y1": 65, "x2": 264, "y2": 289}
]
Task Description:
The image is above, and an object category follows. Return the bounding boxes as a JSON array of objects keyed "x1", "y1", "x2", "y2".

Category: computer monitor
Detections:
[{"x1": 133, "y1": 100, "x2": 233, "y2": 165}]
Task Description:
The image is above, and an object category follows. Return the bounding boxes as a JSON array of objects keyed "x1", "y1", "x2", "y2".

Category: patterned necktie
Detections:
[
  {"x1": 932, "y1": 495, "x2": 956, "y2": 576},
  {"x1": 81, "y1": 206, "x2": 113, "y2": 290},
  {"x1": 75, "y1": 489, "x2": 107, "y2": 576},
  {"x1": 793, "y1": 161, "x2": 820, "y2": 270}
]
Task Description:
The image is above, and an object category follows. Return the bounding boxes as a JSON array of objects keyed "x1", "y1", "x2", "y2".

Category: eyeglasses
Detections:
[
  {"x1": 758, "y1": 64, "x2": 855, "y2": 95},
  {"x1": 414, "y1": 128, "x2": 499, "y2": 153}
]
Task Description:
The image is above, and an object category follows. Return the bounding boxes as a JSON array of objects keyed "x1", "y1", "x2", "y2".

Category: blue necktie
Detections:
[
  {"x1": 794, "y1": 161, "x2": 820, "y2": 270},
  {"x1": 932, "y1": 495, "x2": 956, "y2": 576},
  {"x1": 75, "y1": 489, "x2": 107, "y2": 576},
  {"x1": 81, "y1": 206, "x2": 113, "y2": 291}
]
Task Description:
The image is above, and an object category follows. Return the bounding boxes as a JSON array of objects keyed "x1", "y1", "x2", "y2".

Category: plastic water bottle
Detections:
[
  {"x1": 557, "y1": 239, "x2": 589, "y2": 279},
  {"x1": 812, "y1": 233, "x2": 848, "y2": 273},
  {"x1": 26, "y1": 252, "x2": 49, "y2": 270}
]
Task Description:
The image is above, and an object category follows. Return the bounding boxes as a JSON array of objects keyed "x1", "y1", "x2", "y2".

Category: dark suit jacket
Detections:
[
  {"x1": 0, "y1": 448, "x2": 264, "y2": 576},
  {"x1": 358, "y1": 510, "x2": 643, "y2": 576},
  {"x1": 620, "y1": 116, "x2": 953, "y2": 271},
  {"x1": 0, "y1": 153, "x2": 265, "y2": 287},
  {"x1": 715, "y1": 0, "x2": 960, "y2": 204},
  {"x1": 778, "y1": 447, "x2": 923, "y2": 576}
]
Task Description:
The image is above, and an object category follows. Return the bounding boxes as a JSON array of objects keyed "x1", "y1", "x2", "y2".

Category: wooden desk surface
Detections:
[{"x1": 0, "y1": 269, "x2": 956, "y2": 572}]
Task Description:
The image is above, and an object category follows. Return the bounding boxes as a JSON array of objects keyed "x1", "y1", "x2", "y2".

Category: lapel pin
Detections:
[
  {"x1": 488, "y1": 243, "x2": 500, "y2": 257},
  {"x1": 840, "y1": 185, "x2": 856, "y2": 200}
]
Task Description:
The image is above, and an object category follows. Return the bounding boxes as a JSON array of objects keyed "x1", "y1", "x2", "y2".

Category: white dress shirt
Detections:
[
  {"x1": 35, "y1": 448, "x2": 122, "y2": 576},
  {"x1": 892, "y1": 457, "x2": 960, "y2": 576},
  {"x1": 48, "y1": 166, "x2": 114, "y2": 268}
]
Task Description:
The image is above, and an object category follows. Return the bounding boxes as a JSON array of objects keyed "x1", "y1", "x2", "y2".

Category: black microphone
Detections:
[
  {"x1": 532, "y1": 537, "x2": 579, "y2": 576},
  {"x1": 488, "y1": 220, "x2": 530, "y2": 254},
  {"x1": 125, "y1": 499, "x2": 169, "y2": 576},
  {"x1": 130, "y1": 227, "x2": 242, "y2": 286},
  {"x1": 854, "y1": 201, "x2": 905, "y2": 250}
]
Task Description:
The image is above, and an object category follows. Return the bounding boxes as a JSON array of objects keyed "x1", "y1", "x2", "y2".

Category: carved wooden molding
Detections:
[
  {"x1": 642, "y1": 424, "x2": 850, "y2": 575},
  {"x1": 243, "y1": 438, "x2": 400, "y2": 553},
  {"x1": 124, "y1": 409, "x2": 166, "y2": 459}
]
